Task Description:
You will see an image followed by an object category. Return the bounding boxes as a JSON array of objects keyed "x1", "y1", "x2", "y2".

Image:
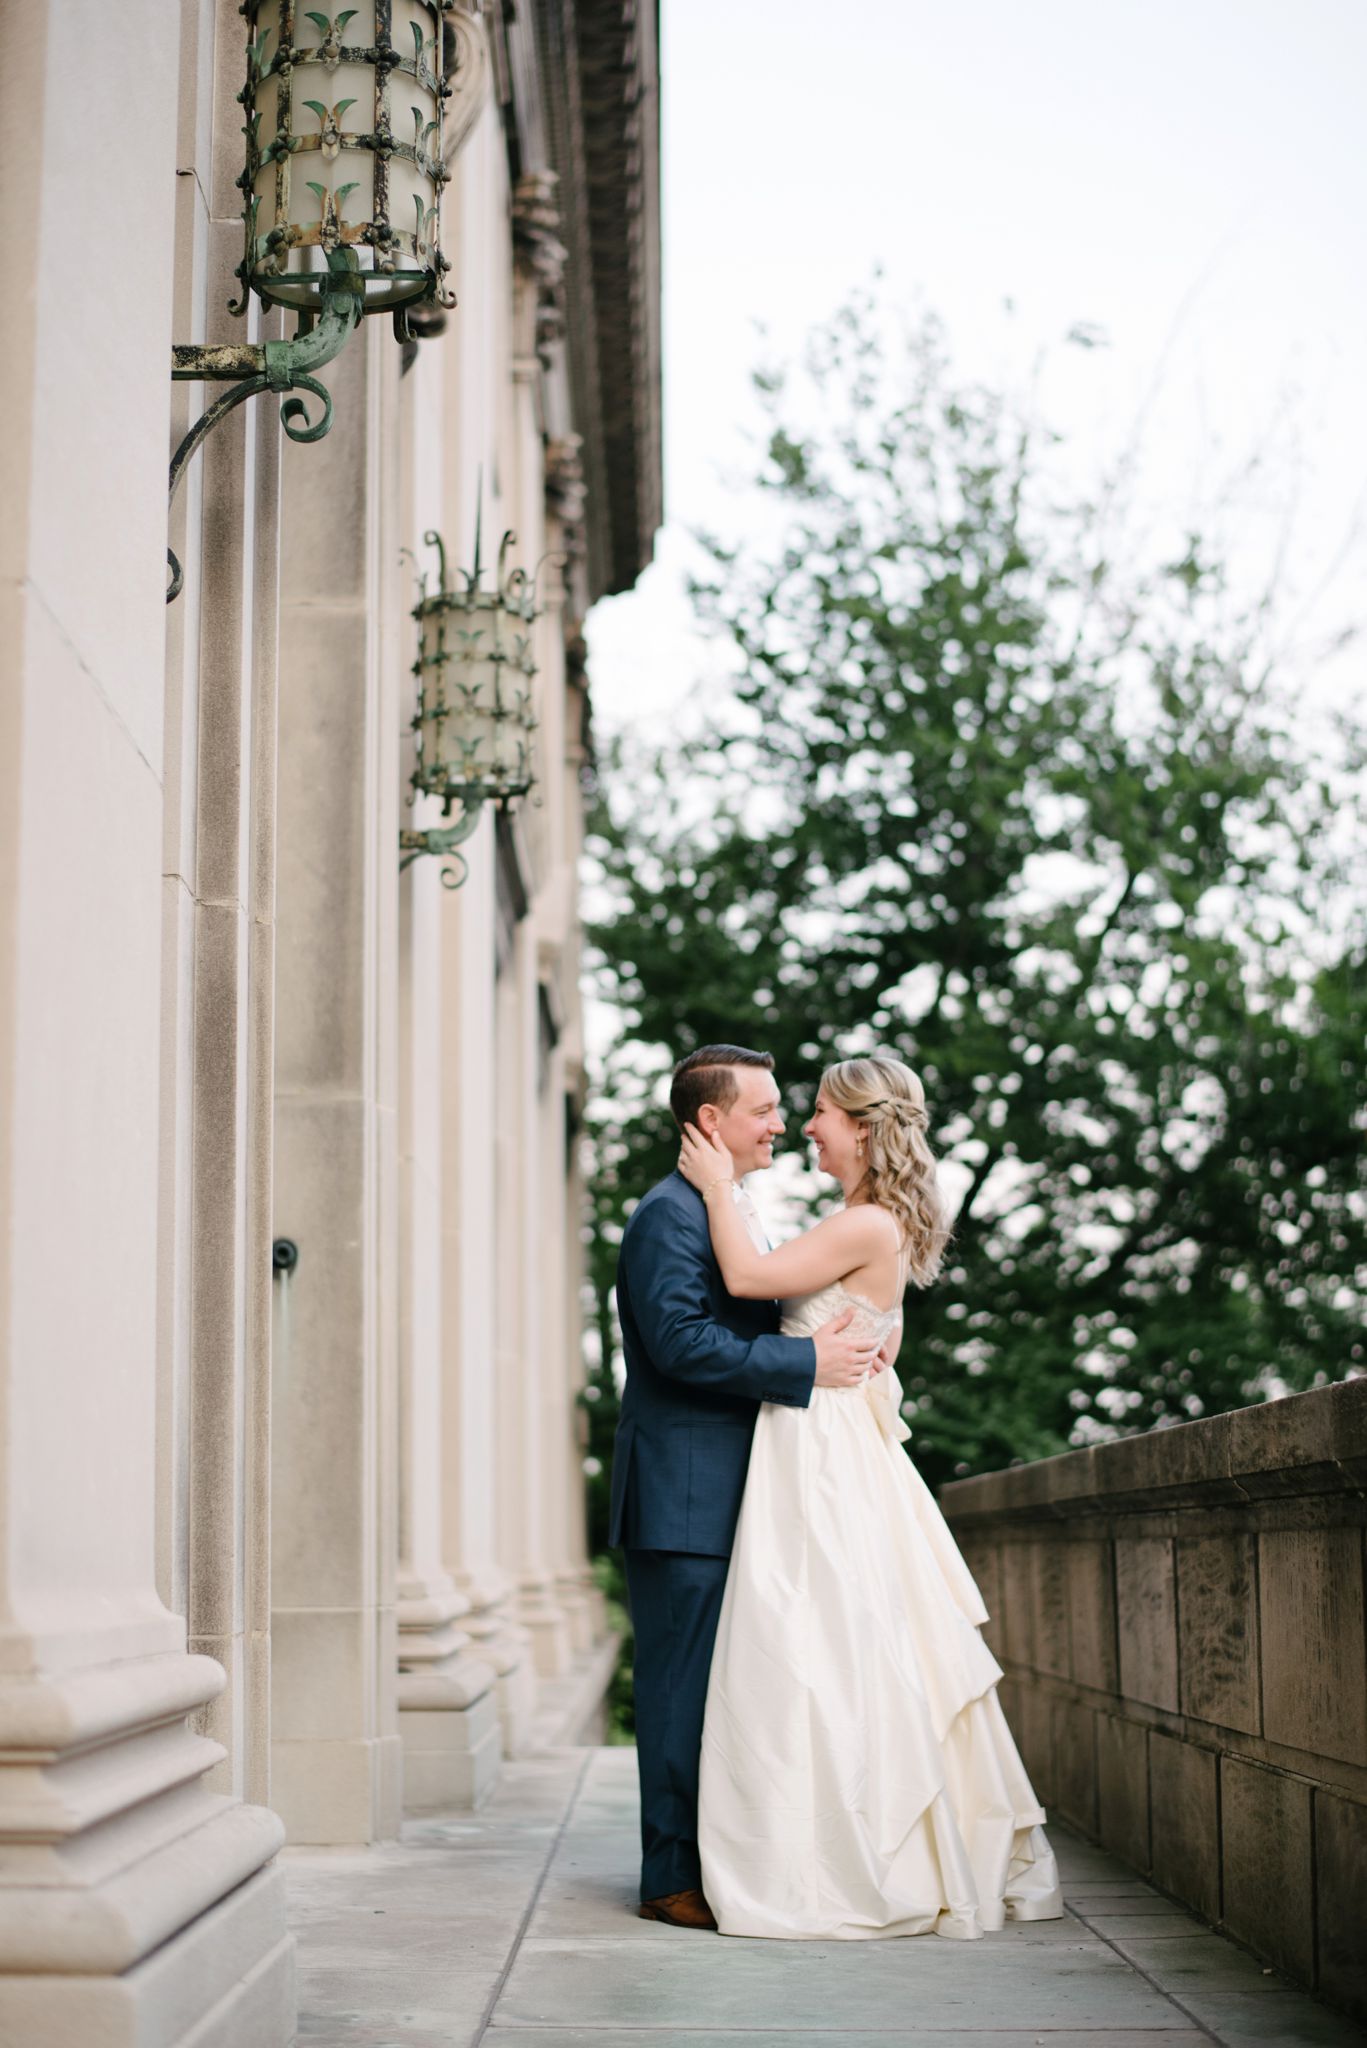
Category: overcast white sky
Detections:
[{"x1": 587, "y1": 0, "x2": 1367, "y2": 737}]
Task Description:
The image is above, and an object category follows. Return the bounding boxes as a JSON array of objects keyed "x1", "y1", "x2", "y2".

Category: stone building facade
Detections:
[{"x1": 0, "y1": 3, "x2": 660, "y2": 2042}]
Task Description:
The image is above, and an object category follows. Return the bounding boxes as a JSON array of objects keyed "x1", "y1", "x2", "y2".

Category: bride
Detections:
[{"x1": 676, "y1": 1053, "x2": 1062, "y2": 1941}]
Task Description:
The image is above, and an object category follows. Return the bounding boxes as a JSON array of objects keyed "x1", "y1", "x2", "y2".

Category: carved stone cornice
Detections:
[
  {"x1": 513, "y1": 169, "x2": 568, "y2": 291},
  {"x1": 544, "y1": 431, "x2": 588, "y2": 555},
  {"x1": 539, "y1": 1, "x2": 661, "y2": 597},
  {"x1": 563, "y1": 627, "x2": 588, "y2": 693},
  {"x1": 512, "y1": 168, "x2": 569, "y2": 358}
]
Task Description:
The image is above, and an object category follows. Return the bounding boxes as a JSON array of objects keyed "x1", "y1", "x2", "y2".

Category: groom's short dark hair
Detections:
[{"x1": 670, "y1": 1044, "x2": 775, "y2": 1130}]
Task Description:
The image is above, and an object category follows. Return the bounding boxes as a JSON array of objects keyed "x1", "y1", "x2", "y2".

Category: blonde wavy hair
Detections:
[{"x1": 819, "y1": 1054, "x2": 950, "y2": 1286}]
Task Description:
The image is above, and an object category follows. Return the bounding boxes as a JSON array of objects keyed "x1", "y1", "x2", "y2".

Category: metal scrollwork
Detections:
[
  {"x1": 279, "y1": 375, "x2": 335, "y2": 444},
  {"x1": 166, "y1": 250, "x2": 362, "y2": 602},
  {"x1": 398, "y1": 813, "x2": 482, "y2": 890}
]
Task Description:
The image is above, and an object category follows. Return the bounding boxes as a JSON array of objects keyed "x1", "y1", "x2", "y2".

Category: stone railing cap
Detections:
[{"x1": 938, "y1": 1376, "x2": 1367, "y2": 1519}]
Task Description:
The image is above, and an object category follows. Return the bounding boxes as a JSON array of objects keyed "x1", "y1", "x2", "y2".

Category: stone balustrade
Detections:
[{"x1": 939, "y1": 1379, "x2": 1367, "y2": 2026}]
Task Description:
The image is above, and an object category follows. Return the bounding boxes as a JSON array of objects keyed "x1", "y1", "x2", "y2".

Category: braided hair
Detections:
[{"x1": 819, "y1": 1054, "x2": 950, "y2": 1285}]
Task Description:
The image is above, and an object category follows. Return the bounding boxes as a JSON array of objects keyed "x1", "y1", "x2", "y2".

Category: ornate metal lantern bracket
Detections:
[
  {"x1": 164, "y1": 0, "x2": 486, "y2": 603},
  {"x1": 166, "y1": 248, "x2": 363, "y2": 602},
  {"x1": 398, "y1": 809, "x2": 483, "y2": 890}
]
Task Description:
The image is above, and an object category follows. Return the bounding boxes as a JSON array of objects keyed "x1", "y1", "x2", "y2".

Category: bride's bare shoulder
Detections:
[{"x1": 840, "y1": 1202, "x2": 902, "y2": 1259}]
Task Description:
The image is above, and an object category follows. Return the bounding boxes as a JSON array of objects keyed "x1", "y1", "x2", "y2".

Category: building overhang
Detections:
[{"x1": 523, "y1": 0, "x2": 664, "y2": 602}]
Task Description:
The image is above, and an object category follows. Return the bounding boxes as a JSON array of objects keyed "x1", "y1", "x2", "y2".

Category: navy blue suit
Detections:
[{"x1": 611, "y1": 1171, "x2": 816, "y2": 1900}]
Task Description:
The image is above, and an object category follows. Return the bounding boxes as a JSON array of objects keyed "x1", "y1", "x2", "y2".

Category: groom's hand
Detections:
[{"x1": 812, "y1": 1306, "x2": 882, "y2": 1388}]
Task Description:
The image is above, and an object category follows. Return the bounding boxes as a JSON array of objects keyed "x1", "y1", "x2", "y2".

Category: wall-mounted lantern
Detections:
[
  {"x1": 399, "y1": 522, "x2": 540, "y2": 889},
  {"x1": 167, "y1": 2, "x2": 482, "y2": 602}
]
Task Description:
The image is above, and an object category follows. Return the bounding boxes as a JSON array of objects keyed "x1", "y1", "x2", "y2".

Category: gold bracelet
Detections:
[{"x1": 702, "y1": 1176, "x2": 735, "y2": 1201}]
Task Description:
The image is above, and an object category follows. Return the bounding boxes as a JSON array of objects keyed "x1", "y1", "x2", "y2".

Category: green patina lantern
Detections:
[
  {"x1": 399, "y1": 521, "x2": 541, "y2": 888},
  {"x1": 234, "y1": 0, "x2": 455, "y2": 317},
  {"x1": 168, "y1": 2, "x2": 483, "y2": 601}
]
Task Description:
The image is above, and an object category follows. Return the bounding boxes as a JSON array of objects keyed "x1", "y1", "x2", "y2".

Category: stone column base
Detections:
[
  {"x1": 579, "y1": 1569, "x2": 610, "y2": 1642},
  {"x1": 518, "y1": 1574, "x2": 574, "y2": 1680},
  {"x1": 494, "y1": 1652, "x2": 539, "y2": 1760},
  {"x1": 0, "y1": 1647, "x2": 294, "y2": 2042},
  {"x1": 555, "y1": 1567, "x2": 597, "y2": 1654},
  {"x1": 459, "y1": 1569, "x2": 539, "y2": 1758},
  {"x1": 0, "y1": 1862, "x2": 294, "y2": 2048},
  {"x1": 271, "y1": 1733, "x2": 404, "y2": 1846},
  {"x1": 398, "y1": 1675, "x2": 502, "y2": 1812},
  {"x1": 396, "y1": 1574, "x2": 502, "y2": 1810}
]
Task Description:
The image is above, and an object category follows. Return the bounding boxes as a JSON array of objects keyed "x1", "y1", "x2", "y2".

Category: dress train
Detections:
[{"x1": 697, "y1": 1280, "x2": 1063, "y2": 1940}]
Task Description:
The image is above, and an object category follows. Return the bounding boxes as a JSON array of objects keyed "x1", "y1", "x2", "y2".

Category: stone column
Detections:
[
  {"x1": 497, "y1": 914, "x2": 574, "y2": 1682},
  {"x1": 270, "y1": 324, "x2": 403, "y2": 1843},
  {"x1": 436, "y1": 824, "x2": 540, "y2": 1755},
  {"x1": 0, "y1": 3, "x2": 291, "y2": 2037},
  {"x1": 430, "y1": 117, "x2": 542, "y2": 1754},
  {"x1": 502, "y1": 203, "x2": 577, "y2": 1683},
  {"x1": 539, "y1": 1014, "x2": 595, "y2": 1657},
  {"x1": 395, "y1": 850, "x2": 501, "y2": 1806},
  {"x1": 554, "y1": 642, "x2": 609, "y2": 1647},
  {"x1": 563, "y1": 1054, "x2": 608, "y2": 1643},
  {"x1": 161, "y1": 0, "x2": 285, "y2": 1817},
  {"x1": 529, "y1": 576, "x2": 598, "y2": 1662},
  {"x1": 392, "y1": 346, "x2": 501, "y2": 1806}
]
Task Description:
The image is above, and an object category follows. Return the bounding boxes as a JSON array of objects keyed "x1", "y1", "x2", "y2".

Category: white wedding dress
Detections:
[{"x1": 697, "y1": 1271, "x2": 1063, "y2": 1940}]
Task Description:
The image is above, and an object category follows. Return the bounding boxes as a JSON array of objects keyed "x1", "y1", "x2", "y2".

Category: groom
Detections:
[{"x1": 609, "y1": 1044, "x2": 883, "y2": 1929}]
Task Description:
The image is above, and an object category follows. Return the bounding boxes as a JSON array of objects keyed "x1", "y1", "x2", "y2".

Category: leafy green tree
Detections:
[{"x1": 584, "y1": 297, "x2": 1366, "y2": 1496}]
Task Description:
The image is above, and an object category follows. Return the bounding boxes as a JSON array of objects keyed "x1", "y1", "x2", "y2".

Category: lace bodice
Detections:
[
  {"x1": 780, "y1": 1280, "x2": 903, "y2": 1346},
  {"x1": 780, "y1": 1277, "x2": 910, "y2": 1445}
]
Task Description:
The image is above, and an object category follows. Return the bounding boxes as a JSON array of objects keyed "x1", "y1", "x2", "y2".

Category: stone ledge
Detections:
[
  {"x1": 991, "y1": 1661, "x2": 1367, "y2": 1806},
  {"x1": 940, "y1": 1378, "x2": 1367, "y2": 1522},
  {"x1": 944, "y1": 1376, "x2": 1367, "y2": 2025}
]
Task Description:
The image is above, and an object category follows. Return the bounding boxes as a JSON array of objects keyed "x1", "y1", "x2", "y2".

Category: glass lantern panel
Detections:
[
  {"x1": 415, "y1": 615, "x2": 452, "y2": 781},
  {"x1": 491, "y1": 666, "x2": 535, "y2": 786},
  {"x1": 246, "y1": 0, "x2": 442, "y2": 312},
  {"x1": 255, "y1": 69, "x2": 279, "y2": 152}
]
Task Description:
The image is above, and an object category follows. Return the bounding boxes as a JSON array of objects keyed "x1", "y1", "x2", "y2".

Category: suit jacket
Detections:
[{"x1": 609, "y1": 1171, "x2": 817, "y2": 1556}]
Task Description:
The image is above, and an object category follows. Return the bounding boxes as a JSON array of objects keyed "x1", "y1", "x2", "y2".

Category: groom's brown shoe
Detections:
[{"x1": 639, "y1": 1888, "x2": 718, "y2": 1930}]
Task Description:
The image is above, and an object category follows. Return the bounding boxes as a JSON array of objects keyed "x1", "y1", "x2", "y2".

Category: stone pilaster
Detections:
[
  {"x1": 0, "y1": 7, "x2": 293, "y2": 2037},
  {"x1": 271, "y1": 325, "x2": 404, "y2": 1844},
  {"x1": 394, "y1": 485, "x2": 503, "y2": 1800},
  {"x1": 163, "y1": 45, "x2": 284, "y2": 1816},
  {"x1": 437, "y1": 827, "x2": 544, "y2": 1749},
  {"x1": 428, "y1": 133, "x2": 549, "y2": 1753},
  {"x1": 496, "y1": 918, "x2": 575, "y2": 1683},
  {"x1": 504, "y1": 197, "x2": 580, "y2": 1684}
]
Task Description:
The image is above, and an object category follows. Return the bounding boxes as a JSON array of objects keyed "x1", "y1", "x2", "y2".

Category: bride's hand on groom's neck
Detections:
[{"x1": 677, "y1": 1122, "x2": 735, "y2": 1194}]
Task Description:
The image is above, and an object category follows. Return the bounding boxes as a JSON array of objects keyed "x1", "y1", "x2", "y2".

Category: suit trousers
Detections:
[{"x1": 624, "y1": 1547, "x2": 731, "y2": 1902}]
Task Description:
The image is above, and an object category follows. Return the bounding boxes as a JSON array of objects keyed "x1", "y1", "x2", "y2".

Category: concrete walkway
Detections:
[{"x1": 285, "y1": 1747, "x2": 1364, "y2": 2047}]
